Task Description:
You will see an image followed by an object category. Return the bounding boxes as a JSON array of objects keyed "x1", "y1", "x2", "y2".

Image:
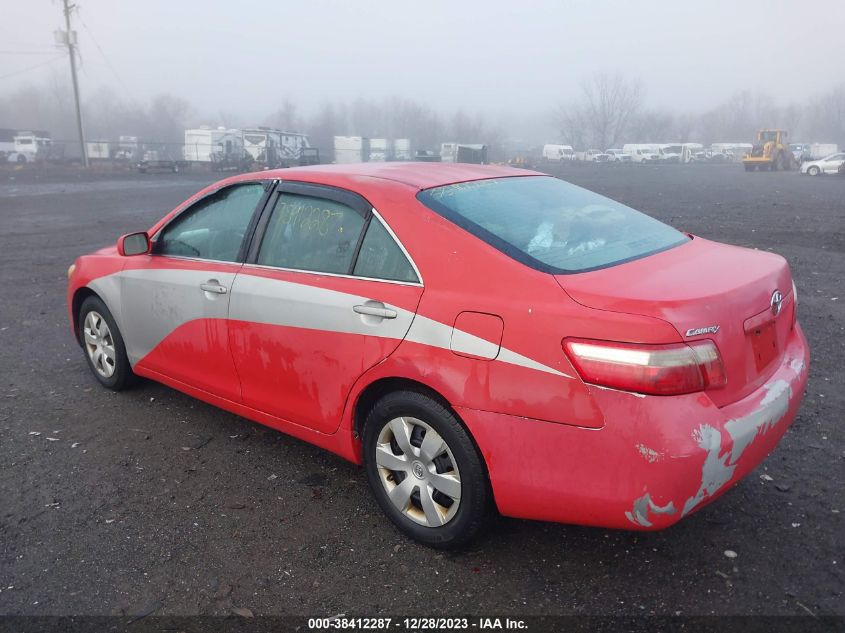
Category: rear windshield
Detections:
[{"x1": 417, "y1": 176, "x2": 688, "y2": 273}]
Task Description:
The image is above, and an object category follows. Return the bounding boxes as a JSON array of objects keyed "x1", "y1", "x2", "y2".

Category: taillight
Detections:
[{"x1": 562, "y1": 338, "x2": 726, "y2": 396}]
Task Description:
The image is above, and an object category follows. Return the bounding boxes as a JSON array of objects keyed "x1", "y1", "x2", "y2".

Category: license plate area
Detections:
[{"x1": 751, "y1": 322, "x2": 779, "y2": 371}]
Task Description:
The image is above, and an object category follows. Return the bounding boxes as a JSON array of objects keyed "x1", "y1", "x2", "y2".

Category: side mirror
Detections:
[{"x1": 117, "y1": 231, "x2": 151, "y2": 256}]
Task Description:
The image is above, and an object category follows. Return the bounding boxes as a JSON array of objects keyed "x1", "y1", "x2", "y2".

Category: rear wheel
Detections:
[
  {"x1": 78, "y1": 295, "x2": 135, "y2": 390},
  {"x1": 363, "y1": 390, "x2": 490, "y2": 549}
]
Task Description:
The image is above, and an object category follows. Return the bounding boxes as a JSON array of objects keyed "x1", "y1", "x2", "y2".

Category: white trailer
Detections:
[
  {"x1": 277, "y1": 131, "x2": 310, "y2": 165},
  {"x1": 184, "y1": 127, "x2": 244, "y2": 162},
  {"x1": 115, "y1": 135, "x2": 140, "y2": 160},
  {"x1": 806, "y1": 143, "x2": 839, "y2": 160},
  {"x1": 87, "y1": 141, "x2": 111, "y2": 159},
  {"x1": 334, "y1": 136, "x2": 370, "y2": 163},
  {"x1": 441, "y1": 143, "x2": 488, "y2": 164},
  {"x1": 394, "y1": 138, "x2": 412, "y2": 160},
  {"x1": 242, "y1": 127, "x2": 277, "y2": 164},
  {"x1": 369, "y1": 138, "x2": 389, "y2": 162}
]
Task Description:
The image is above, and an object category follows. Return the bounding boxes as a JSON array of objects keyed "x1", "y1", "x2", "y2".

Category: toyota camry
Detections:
[{"x1": 67, "y1": 163, "x2": 809, "y2": 548}]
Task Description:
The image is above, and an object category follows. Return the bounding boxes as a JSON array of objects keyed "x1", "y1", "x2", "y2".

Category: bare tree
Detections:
[
  {"x1": 269, "y1": 99, "x2": 300, "y2": 131},
  {"x1": 631, "y1": 110, "x2": 676, "y2": 143},
  {"x1": 558, "y1": 73, "x2": 643, "y2": 149},
  {"x1": 803, "y1": 83, "x2": 845, "y2": 145}
]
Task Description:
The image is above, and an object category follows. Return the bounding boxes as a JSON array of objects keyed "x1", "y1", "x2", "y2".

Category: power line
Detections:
[
  {"x1": 0, "y1": 55, "x2": 65, "y2": 80},
  {"x1": 0, "y1": 50, "x2": 60, "y2": 55},
  {"x1": 76, "y1": 12, "x2": 137, "y2": 104}
]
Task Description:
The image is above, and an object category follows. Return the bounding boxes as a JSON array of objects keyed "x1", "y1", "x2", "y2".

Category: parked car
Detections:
[
  {"x1": 67, "y1": 163, "x2": 809, "y2": 548},
  {"x1": 606, "y1": 149, "x2": 632, "y2": 162},
  {"x1": 138, "y1": 159, "x2": 179, "y2": 174},
  {"x1": 800, "y1": 152, "x2": 845, "y2": 176},
  {"x1": 593, "y1": 152, "x2": 612, "y2": 163}
]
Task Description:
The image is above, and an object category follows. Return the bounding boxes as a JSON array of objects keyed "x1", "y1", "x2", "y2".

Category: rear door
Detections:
[
  {"x1": 228, "y1": 182, "x2": 424, "y2": 433},
  {"x1": 824, "y1": 153, "x2": 845, "y2": 173},
  {"x1": 121, "y1": 182, "x2": 269, "y2": 401}
]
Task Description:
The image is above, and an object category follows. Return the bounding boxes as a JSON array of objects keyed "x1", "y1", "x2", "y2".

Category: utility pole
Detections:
[{"x1": 61, "y1": 0, "x2": 88, "y2": 167}]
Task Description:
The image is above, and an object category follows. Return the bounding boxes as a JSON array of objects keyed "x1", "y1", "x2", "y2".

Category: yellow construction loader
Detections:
[{"x1": 742, "y1": 129, "x2": 795, "y2": 171}]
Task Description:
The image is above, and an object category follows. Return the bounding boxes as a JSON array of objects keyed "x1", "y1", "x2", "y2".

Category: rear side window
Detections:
[
  {"x1": 156, "y1": 183, "x2": 264, "y2": 262},
  {"x1": 417, "y1": 176, "x2": 688, "y2": 273},
  {"x1": 257, "y1": 193, "x2": 365, "y2": 274},
  {"x1": 353, "y1": 218, "x2": 419, "y2": 283}
]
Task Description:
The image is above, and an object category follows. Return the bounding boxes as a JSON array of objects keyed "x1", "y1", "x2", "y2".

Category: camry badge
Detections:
[
  {"x1": 771, "y1": 290, "x2": 784, "y2": 316},
  {"x1": 685, "y1": 325, "x2": 720, "y2": 337}
]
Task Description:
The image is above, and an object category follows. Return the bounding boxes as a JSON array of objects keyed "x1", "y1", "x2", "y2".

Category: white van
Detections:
[
  {"x1": 623, "y1": 144, "x2": 661, "y2": 163},
  {"x1": 542, "y1": 144, "x2": 575, "y2": 161}
]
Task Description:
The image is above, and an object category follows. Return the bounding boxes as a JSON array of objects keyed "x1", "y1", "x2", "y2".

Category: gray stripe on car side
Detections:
[
  {"x1": 227, "y1": 273, "x2": 416, "y2": 341},
  {"x1": 86, "y1": 267, "x2": 572, "y2": 379},
  {"x1": 405, "y1": 314, "x2": 572, "y2": 378}
]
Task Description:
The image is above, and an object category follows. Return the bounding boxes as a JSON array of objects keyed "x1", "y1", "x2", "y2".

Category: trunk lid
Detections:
[{"x1": 556, "y1": 237, "x2": 795, "y2": 406}]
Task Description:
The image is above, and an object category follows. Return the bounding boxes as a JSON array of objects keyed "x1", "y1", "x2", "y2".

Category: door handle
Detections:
[
  {"x1": 200, "y1": 280, "x2": 227, "y2": 295},
  {"x1": 353, "y1": 303, "x2": 397, "y2": 319}
]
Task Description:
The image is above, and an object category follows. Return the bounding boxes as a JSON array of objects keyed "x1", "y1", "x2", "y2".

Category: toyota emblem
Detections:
[{"x1": 771, "y1": 290, "x2": 783, "y2": 316}]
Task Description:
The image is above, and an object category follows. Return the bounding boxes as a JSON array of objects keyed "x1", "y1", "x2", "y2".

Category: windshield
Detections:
[{"x1": 417, "y1": 176, "x2": 688, "y2": 273}]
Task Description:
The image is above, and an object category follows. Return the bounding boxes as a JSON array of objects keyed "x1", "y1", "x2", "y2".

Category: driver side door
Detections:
[{"x1": 120, "y1": 181, "x2": 270, "y2": 401}]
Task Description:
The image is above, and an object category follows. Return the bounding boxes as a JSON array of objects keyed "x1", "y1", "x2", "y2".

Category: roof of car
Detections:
[{"x1": 255, "y1": 162, "x2": 542, "y2": 190}]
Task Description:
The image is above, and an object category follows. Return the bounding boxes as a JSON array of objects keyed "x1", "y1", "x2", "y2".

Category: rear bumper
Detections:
[{"x1": 458, "y1": 323, "x2": 810, "y2": 529}]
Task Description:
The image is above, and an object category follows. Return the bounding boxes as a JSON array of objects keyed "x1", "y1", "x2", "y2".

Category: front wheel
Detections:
[
  {"x1": 78, "y1": 295, "x2": 135, "y2": 390},
  {"x1": 363, "y1": 390, "x2": 491, "y2": 549},
  {"x1": 808, "y1": 165, "x2": 820, "y2": 176}
]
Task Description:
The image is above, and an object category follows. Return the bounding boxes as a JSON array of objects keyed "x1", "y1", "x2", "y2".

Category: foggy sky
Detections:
[{"x1": 2, "y1": 0, "x2": 843, "y2": 125}]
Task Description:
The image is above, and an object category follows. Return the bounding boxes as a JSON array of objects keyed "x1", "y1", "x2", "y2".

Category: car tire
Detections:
[
  {"x1": 78, "y1": 295, "x2": 135, "y2": 391},
  {"x1": 16, "y1": 154, "x2": 27, "y2": 164},
  {"x1": 362, "y1": 390, "x2": 491, "y2": 549},
  {"x1": 808, "y1": 165, "x2": 820, "y2": 176}
]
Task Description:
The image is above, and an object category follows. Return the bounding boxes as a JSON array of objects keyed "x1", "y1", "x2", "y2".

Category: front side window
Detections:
[
  {"x1": 156, "y1": 183, "x2": 264, "y2": 262},
  {"x1": 417, "y1": 176, "x2": 688, "y2": 274},
  {"x1": 353, "y1": 218, "x2": 418, "y2": 283},
  {"x1": 257, "y1": 193, "x2": 365, "y2": 274}
]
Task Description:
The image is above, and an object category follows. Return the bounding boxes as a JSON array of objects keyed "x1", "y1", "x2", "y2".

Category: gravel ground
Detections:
[{"x1": 0, "y1": 163, "x2": 842, "y2": 618}]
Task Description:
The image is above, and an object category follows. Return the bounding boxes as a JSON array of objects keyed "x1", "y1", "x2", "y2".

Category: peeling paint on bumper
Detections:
[{"x1": 456, "y1": 324, "x2": 809, "y2": 530}]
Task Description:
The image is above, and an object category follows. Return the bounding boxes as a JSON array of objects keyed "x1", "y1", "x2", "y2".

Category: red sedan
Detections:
[{"x1": 66, "y1": 163, "x2": 809, "y2": 547}]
